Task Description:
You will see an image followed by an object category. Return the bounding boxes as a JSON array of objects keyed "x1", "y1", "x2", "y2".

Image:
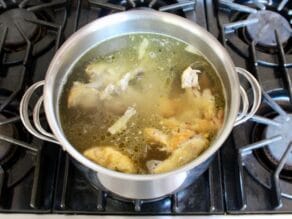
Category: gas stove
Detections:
[{"x1": 0, "y1": 0, "x2": 291, "y2": 217}]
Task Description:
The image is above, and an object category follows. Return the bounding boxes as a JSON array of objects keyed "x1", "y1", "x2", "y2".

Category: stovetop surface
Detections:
[{"x1": 0, "y1": 0, "x2": 291, "y2": 215}]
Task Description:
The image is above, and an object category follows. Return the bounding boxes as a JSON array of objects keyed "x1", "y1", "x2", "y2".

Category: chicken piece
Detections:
[
  {"x1": 200, "y1": 89, "x2": 216, "y2": 119},
  {"x1": 116, "y1": 68, "x2": 144, "y2": 92},
  {"x1": 99, "y1": 68, "x2": 144, "y2": 100},
  {"x1": 138, "y1": 38, "x2": 149, "y2": 60},
  {"x1": 144, "y1": 128, "x2": 169, "y2": 150},
  {"x1": 161, "y1": 117, "x2": 181, "y2": 130},
  {"x1": 163, "y1": 116, "x2": 219, "y2": 137},
  {"x1": 160, "y1": 118, "x2": 196, "y2": 152},
  {"x1": 144, "y1": 126, "x2": 196, "y2": 153},
  {"x1": 152, "y1": 135, "x2": 209, "y2": 174},
  {"x1": 108, "y1": 107, "x2": 136, "y2": 135},
  {"x1": 146, "y1": 160, "x2": 162, "y2": 173},
  {"x1": 85, "y1": 62, "x2": 118, "y2": 89},
  {"x1": 187, "y1": 118, "x2": 221, "y2": 135},
  {"x1": 213, "y1": 109, "x2": 224, "y2": 127},
  {"x1": 185, "y1": 88, "x2": 216, "y2": 119},
  {"x1": 85, "y1": 62, "x2": 107, "y2": 80},
  {"x1": 168, "y1": 128, "x2": 195, "y2": 151},
  {"x1": 100, "y1": 83, "x2": 116, "y2": 100},
  {"x1": 181, "y1": 66, "x2": 201, "y2": 89},
  {"x1": 159, "y1": 98, "x2": 181, "y2": 118},
  {"x1": 83, "y1": 146, "x2": 137, "y2": 173},
  {"x1": 104, "y1": 99, "x2": 128, "y2": 115},
  {"x1": 67, "y1": 82, "x2": 99, "y2": 109}
]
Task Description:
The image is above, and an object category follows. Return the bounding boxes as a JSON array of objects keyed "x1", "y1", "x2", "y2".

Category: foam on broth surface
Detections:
[{"x1": 59, "y1": 33, "x2": 225, "y2": 174}]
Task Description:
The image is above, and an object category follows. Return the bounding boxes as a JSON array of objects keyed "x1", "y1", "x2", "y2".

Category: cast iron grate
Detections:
[
  {"x1": 53, "y1": 152, "x2": 224, "y2": 214},
  {"x1": 218, "y1": 0, "x2": 292, "y2": 64},
  {"x1": 217, "y1": 0, "x2": 292, "y2": 213},
  {"x1": 0, "y1": 0, "x2": 65, "y2": 213},
  {"x1": 0, "y1": 0, "x2": 66, "y2": 65}
]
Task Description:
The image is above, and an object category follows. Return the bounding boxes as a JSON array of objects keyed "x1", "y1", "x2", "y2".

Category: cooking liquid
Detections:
[{"x1": 59, "y1": 33, "x2": 225, "y2": 174}]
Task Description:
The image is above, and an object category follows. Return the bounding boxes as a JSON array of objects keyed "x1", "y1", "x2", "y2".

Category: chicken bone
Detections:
[
  {"x1": 181, "y1": 66, "x2": 201, "y2": 89},
  {"x1": 108, "y1": 106, "x2": 137, "y2": 135}
]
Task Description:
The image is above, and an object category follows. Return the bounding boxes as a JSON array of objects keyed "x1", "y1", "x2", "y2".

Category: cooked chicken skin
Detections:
[
  {"x1": 144, "y1": 128, "x2": 169, "y2": 149},
  {"x1": 83, "y1": 146, "x2": 137, "y2": 173},
  {"x1": 152, "y1": 135, "x2": 208, "y2": 174},
  {"x1": 144, "y1": 126, "x2": 197, "y2": 153},
  {"x1": 67, "y1": 82, "x2": 99, "y2": 109},
  {"x1": 168, "y1": 128, "x2": 195, "y2": 151},
  {"x1": 162, "y1": 117, "x2": 221, "y2": 137},
  {"x1": 185, "y1": 88, "x2": 216, "y2": 119},
  {"x1": 187, "y1": 119, "x2": 220, "y2": 135}
]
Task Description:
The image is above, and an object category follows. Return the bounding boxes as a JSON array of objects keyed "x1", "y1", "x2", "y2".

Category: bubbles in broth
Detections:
[{"x1": 59, "y1": 33, "x2": 225, "y2": 174}]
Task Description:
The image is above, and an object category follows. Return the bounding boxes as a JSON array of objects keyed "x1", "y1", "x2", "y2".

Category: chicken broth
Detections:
[{"x1": 59, "y1": 33, "x2": 225, "y2": 174}]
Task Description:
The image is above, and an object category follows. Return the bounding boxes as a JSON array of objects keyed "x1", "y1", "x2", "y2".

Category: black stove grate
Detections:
[
  {"x1": 0, "y1": 0, "x2": 291, "y2": 215},
  {"x1": 53, "y1": 152, "x2": 224, "y2": 214},
  {"x1": 0, "y1": 0, "x2": 64, "y2": 213},
  {"x1": 216, "y1": 0, "x2": 292, "y2": 213}
]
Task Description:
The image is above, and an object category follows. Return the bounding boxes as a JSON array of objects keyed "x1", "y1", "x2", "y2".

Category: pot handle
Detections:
[
  {"x1": 234, "y1": 67, "x2": 262, "y2": 126},
  {"x1": 20, "y1": 81, "x2": 59, "y2": 144}
]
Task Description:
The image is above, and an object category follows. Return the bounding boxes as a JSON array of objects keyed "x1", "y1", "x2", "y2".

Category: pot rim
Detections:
[{"x1": 44, "y1": 10, "x2": 240, "y2": 181}]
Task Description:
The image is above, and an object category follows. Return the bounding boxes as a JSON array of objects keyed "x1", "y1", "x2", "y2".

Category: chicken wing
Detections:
[
  {"x1": 83, "y1": 146, "x2": 137, "y2": 173},
  {"x1": 152, "y1": 135, "x2": 208, "y2": 174}
]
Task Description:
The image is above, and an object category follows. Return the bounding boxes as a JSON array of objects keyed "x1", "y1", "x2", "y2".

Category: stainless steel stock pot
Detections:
[{"x1": 20, "y1": 10, "x2": 261, "y2": 200}]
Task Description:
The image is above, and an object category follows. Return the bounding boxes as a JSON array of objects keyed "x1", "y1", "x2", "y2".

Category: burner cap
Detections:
[
  {"x1": 265, "y1": 114, "x2": 292, "y2": 168},
  {"x1": 0, "y1": 114, "x2": 15, "y2": 162},
  {"x1": 246, "y1": 10, "x2": 291, "y2": 47},
  {"x1": 0, "y1": 8, "x2": 38, "y2": 47}
]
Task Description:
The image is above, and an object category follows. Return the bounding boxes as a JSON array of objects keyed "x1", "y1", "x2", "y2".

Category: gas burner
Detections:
[
  {"x1": 246, "y1": 10, "x2": 291, "y2": 47},
  {"x1": 89, "y1": 0, "x2": 195, "y2": 14},
  {"x1": 0, "y1": 1, "x2": 67, "y2": 65},
  {"x1": 265, "y1": 114, "x2": 292, "y2": 170},
  {"x1": 0, "y1": 8, "x2": 39, "y2": 48},
  {"x1": 252, "y1": 108, "x2": 292, "y2": 181},
  {"x1": 235, "y1": 89, "x2": 292, "y2": 208},
  {"x1": 0, "y1": 92, "x2": 42, "y2": 189},
  {"x1": 0, "y1": 114, "x2": 16, "y2": 163},
  {"x1": 218, "y1": 0, "x2": 292, "y2": 60}
]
